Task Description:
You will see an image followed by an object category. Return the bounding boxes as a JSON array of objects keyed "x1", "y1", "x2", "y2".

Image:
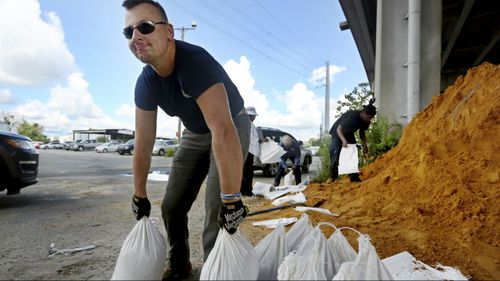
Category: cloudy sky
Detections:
[{"x1": 0, "y1": 0, "x2": 368, "y2": 142}]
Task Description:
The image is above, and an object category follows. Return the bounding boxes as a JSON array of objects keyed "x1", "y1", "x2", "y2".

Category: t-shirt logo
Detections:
[{"x1": 181, "y1": 89, "x2": 192, "y2": 98}]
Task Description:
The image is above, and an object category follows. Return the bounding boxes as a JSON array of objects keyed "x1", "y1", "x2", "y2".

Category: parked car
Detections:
[
  {"x1": 40, "y1": 140, "x2": 63, "y2": 149},
  {"x1": 152, "y1": 139, "x2": 178, "y2": 156},
  {"x1": 33, "y1": 141, "x2": 44, "y2": 149},
  {"x1": 253, "y1": 127, "x2": 313, "y2": 177},
  {"x1": 62, "y1": 141, "x2": 75, "y2": 150},
  {"x1": 309, "y1": 146, "x2": 320, "y2": 156},
  {"x1": 117, "y1": 139, "x2": 134, "y2": 155},
  {"x1": 72, "y1": 139, "x2": 100, "y2": 151},
  {"x1": 0, "y1": 131, "x2": 39, "y2": 195},
  {"x1": 95, "y1": 141, "x2": 121, "y2": 153}
]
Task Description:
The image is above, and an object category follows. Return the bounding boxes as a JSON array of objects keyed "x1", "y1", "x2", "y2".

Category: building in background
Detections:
[{"x1": 339, "y1": 0, "x2": 500, "y2": 124}]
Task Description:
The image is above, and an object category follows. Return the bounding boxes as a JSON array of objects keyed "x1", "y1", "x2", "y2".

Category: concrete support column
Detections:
[{"x1": 407, "y1": 0, "x2": 421, "y2": 123}]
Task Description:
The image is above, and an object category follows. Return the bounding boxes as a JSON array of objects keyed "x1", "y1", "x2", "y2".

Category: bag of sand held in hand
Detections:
[
  {"x1": 338, "y1": 144, "x2": 359, "y2": 175},
  {"x1": 200, "y1": 229, "x2": 259, "y2": 280},
  {"x1": 111, "y1": 217, "x2": 167, "y2": 280}
]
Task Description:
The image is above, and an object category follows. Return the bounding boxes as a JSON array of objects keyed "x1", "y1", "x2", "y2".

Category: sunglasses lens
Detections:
[
  {"x1": 137, "y1": 22, "x2": 155, "y2": 35},
  {"x1": 123, "y1": 26, "x2": 133, "y2": 39}
]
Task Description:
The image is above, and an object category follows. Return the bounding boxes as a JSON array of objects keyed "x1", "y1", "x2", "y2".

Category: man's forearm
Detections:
[
  {"x1": 336, "y1": 125, "x2": 348, "y2": 144},
  {"x1": 211, "y1": 126, "x2": 243, "y2": 196},
  {"x1": 133, "y1": 150, "x2": 152, "y2": 198}
]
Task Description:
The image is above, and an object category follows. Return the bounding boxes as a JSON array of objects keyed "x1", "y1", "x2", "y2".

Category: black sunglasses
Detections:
[{"x1": 123, "y1": 20, "x2": 167, "y2": 39}]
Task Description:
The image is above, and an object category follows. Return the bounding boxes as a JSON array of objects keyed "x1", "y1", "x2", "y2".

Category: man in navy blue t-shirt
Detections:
[
  {"x1": 328, "y1": 99, "x2": 377, "y2": 183},
  {"x1": 122, "y1": 1, "x2": 251, "y2": 279}
]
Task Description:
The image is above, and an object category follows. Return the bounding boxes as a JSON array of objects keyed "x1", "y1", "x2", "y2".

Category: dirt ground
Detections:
[
  {"x1": 0, "y1": 173, "x2": 208, "y2": 280},
  {"x1": 1, "y1": 63, "x2": 497, "y2": 280},
  {"x1": 244, "y1": 63, "x2": 500, "y2": 280}
]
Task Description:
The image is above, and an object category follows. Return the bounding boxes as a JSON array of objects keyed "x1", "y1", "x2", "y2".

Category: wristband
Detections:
[{"x1": 220, "y1": 192, "x2": 241, "y2": 200}]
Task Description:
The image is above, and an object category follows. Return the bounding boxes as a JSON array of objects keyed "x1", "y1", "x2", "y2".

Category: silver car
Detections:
[
  {"x1": 152, "y1": 139, "x2": 178, "y2": 156},
  {"x1": 95, "y1": 141, "x2": 121, "y2": 153},
  {"x1": 253, "y1": 127, "x2": 312, "y2": 177}
]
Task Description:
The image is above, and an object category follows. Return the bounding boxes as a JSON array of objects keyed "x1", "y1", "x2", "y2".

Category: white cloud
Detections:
[
  {"x1": 224, "y1": 56, "x2": 323, "y2": 141},
  {"x1": 0, "y1": 89, "x2": 14, "y2": 104},
  {"x1": 310, "y1": 64, "x2": 347, "y2": 86},
  {"x1": 12, "y1": 72, "x2": 133, "y2": 136},
  {"x1": 224, "y1": 56, "x2": 269, "y2": 113},
  {"x1": 0, "y1": 0, "x2": 76, "y2": 85},
  {"x1": 115, "y1": 104, "x2": 135, "y2": 118},
  {"x1": 156, "y1": 113, "x2": 182, "y2": 139}
]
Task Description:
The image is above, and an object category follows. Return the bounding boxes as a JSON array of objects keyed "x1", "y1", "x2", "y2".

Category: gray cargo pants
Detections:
[{"x1": 160, "y1": 111, "x2": 250, "y2": 268}]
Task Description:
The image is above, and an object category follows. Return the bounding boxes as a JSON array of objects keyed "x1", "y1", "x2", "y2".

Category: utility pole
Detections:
[
  {"x1": 324, "y1": 61, "x2": 330, "y2": 134},
  {"x1": 174, "y1": 21, "x2": 197, "y2": 142}
]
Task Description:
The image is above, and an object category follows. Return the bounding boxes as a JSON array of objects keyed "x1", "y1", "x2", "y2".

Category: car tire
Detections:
[
  {"x1": 103, "y1": 149, "x2": 108, "y2": 153},
  {"x1": 78, "y1": 146, "x2": 84, "y2": 151},
  {"x1": 263, "y1": 163, "x2": 279, "y2": 177},
  {"x1": 119, "y1": 152, "x2": 124, "y2": 155},
  {"x1": 302, "y1": 156, "x2": 311, "y2": 173},
  {"x1": 130, "y1": 149, "x2": 134, "y2": 155},
  {"x1": 159, "y1": 149, "x2": 165, "y2": 156}
]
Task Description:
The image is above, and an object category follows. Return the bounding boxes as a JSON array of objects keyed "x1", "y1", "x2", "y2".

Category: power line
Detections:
[
  {"x1": 168, "y1": 0, "x2": 308, "y2": 78},
  {"x1": 254, "y1": 0, "x2": 318, "y2": 63},
  {"x1": 197, "y1": 0, "x2": 312, "y2": 72},
  {"x1": 219, "y1": 0, "x2": 313, "y2": 69}
]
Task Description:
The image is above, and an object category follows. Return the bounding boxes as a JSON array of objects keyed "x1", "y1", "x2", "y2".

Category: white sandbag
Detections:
[
  {"x1": 252, "y1": 217, "x2": 298, "y2": 229},
  {"x1": 278, "y1": 232, "x2": 326, "y2": 280},
  {"x1": 295, "y1": 206, "x2": 339, "y2": 216},
  {"x1": 111, "y1": 217, "x2": 167, "y2": 280},
  {"x1": 252, "y1": 182, "x2": 272, "y2": 196},
  {"x1": 328, "y1": 227, "x2": 358, "y2": 272},
  {"x1": 255, "y1": 223, "x2": 288, "y2": 280},
  {"x1": 314, "y1": 222, "x2": 339, "y2": 280},
  {"x1": 382, "y1": 251, "x2": 468, "y2": 280},
  {"x1": 260, "y1": 139, "x2": 286, "y2": 164},
  {"x1": 285, "y1": 213, "x2": 312, "y2": 252},
  {"x1": 338, "y1": 144, "x2": 359, "y2": 175},
  {"x1": 284, "y1": 170, "x2": 294, "y2": 186},
  {"x1": 333, "y1": 229, "x2": 393, "y2": 280},
  {"x1": 272, "y1": 192, "x2": 306, "y2": 206},
  {"x1": 200, "y1": 229, "x2": 259, "y2": 280},
  {"x1": 265, "y1": 184, "x2": 307, "y2": 201}
]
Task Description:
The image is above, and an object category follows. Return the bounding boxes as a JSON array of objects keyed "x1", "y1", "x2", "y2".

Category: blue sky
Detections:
[{"x1": 0, "y1": 0, "x2": 368, "y2": 141}]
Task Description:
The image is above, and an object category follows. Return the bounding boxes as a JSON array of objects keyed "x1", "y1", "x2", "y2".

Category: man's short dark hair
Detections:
[{"x1": 122, "y1": 0, "x2": 168, "y2": 22}]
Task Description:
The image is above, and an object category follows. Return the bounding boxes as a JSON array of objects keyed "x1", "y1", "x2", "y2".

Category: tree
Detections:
[
  {"x1": 97, "y1": 136, "x2": 108, "y2": 143},
  {"x1": 335, "y1": 82, "x2": 373, "y2": 118},
  {"x1": 16, "y1": 120, "x2": 49, "y2": 142},
  {"x1": 306, "y1": 137, "x2": 322, "y2": 146}
]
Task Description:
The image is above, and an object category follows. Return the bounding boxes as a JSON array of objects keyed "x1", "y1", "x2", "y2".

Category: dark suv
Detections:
[
  {"x1": 117, "y1": 139, "x2": 135, "y2": 155},
  {"x1": 253, "y1": 127, "x2": 313, "y2": 176},
  {"x1": 0, "y1": 131, "x2": 39, "y2": 195}
]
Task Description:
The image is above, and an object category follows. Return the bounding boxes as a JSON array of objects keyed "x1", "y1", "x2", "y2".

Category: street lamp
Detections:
[{"x1": 173, "y1": 21, "x2": 197, "y2": 142}]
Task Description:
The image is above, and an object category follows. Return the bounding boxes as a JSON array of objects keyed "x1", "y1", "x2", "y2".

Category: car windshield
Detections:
[{"x1": 125, "y1": 139, "x2": 134, "y2": 145}]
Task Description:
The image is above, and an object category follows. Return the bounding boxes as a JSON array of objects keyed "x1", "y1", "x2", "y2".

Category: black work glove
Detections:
[
  {"x1": 218, "y1": 199, "x2": 248, "y2": 234},
  {"x1": 131, "y1": 195, "x2": 151, "y2": 220}
]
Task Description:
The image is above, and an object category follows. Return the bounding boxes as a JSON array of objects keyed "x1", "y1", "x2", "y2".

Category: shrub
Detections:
[
  {"x1": 313, "y1": 135, "x2": 332, "y2": 183},
  {"x1": 166, "y1": 148, "x2": 176, "y2": 157},
  {"x1": 364, "y1": 116, "x2": 402, "y2": 164}
]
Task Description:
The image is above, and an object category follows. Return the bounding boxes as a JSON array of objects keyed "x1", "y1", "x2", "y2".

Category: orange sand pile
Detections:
[{"x1": 242, "y1": 62, "x2": 500, "y2": 280}]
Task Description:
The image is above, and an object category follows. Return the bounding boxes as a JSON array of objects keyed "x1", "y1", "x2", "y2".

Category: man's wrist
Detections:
[
  {"x1": 134, "y1": 193, "x2": 147, "y2": 198},
  {"x1": 220, "y1": 192, "x2": 241, "y2": 201}
]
